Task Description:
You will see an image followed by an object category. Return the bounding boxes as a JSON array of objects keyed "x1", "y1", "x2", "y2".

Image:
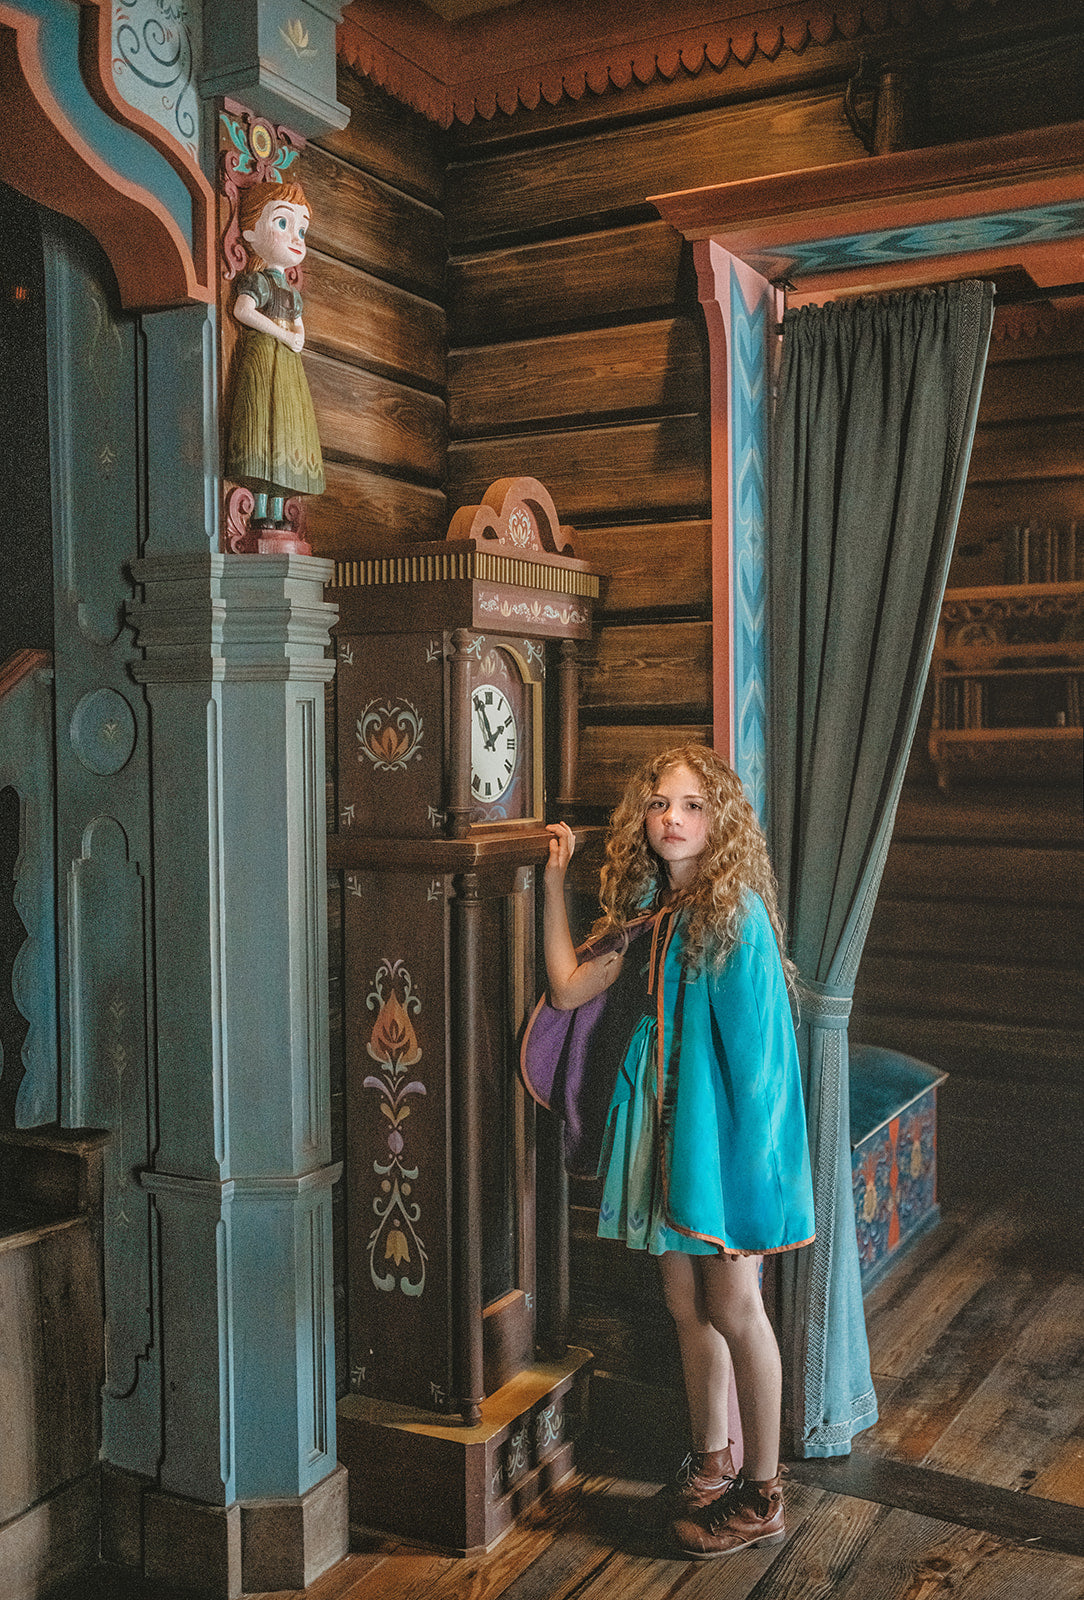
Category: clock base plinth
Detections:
[{"x1": 337, "y1": 1348, "x2": 593, "y2": 1555}]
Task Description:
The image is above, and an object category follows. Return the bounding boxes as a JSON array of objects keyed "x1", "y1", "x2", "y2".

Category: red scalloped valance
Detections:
[{"x1": 339, "y1": 0, "x2": 992, "y2": 129}]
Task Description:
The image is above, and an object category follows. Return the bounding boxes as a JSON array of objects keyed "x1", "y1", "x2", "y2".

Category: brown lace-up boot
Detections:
[
  {"x1": 645, "y1": 1445, "x2": 737, "y2": 1529},
  {"x1": 671, "y1": 1471, "x2": 786, "y2": 1558}
]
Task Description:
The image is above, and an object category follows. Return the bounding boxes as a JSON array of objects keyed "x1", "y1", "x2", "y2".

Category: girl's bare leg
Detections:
[
  {"x1": 700, "y1": 1253, "x2": 781, "y2": 1480},
  {"x1": 657, "y1": 1252, "x2": 733, "y2": 1452}
]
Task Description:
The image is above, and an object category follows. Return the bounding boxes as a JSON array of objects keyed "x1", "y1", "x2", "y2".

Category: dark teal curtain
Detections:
[{"x1": 769, "y1": 280, "x2": 995, "y2": 1457}]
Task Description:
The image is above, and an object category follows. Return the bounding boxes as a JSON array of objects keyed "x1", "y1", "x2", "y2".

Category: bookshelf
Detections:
[{"x1": 928, "y1": 577, "x2": 1084, "y2": 787}]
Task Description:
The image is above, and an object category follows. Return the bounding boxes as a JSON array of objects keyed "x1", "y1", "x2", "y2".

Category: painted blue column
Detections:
[
  {"x1": 128, "y1": 554, "x2": 345, "y2": 1587},
  {"x1": 693, "y1": 239, "x2": 777, "y2": 829}
]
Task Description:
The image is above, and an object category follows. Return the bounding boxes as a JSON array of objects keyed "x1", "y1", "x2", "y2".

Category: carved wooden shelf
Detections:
[{"x1": 929, "y1": 581, "x2": 1084, "y2": 787}]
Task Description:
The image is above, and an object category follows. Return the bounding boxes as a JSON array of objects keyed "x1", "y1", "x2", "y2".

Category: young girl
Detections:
[
  {"x1": 528, "y1": 743, "x2": 815, "y2": 1558},
  {"x1": 226, "y1": 181, "x2": 325, "y2": 526}
]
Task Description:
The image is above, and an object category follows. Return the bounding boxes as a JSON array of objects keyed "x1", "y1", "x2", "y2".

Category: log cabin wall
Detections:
[
  {"x1": 441, "y1": 58, "x2": 866, "y2": 1410},
  {"x1": 443, "y1": 3, "x2": 1084, "y2": 816},
  {"x1": 300, "y1": 67, "x2": 450, "y2": 1392},
  {"x1": 307, "y1": 6, "x2": 1084, "y2": 1410},
  {"x1": 851, "y1": 294, "x2": 1084, "y2": 1208},
  {"x1": 303, "y1": 67, "x2": 449, "y2": 553},
  {"x1": 437, "y1": 4, "x2": 1084, "y2": 1406}
]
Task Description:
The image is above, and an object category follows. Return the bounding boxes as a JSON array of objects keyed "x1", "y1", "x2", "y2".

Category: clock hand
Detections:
[{"x1": 473, "y1": 697, "x2": 496, "y2": 746}]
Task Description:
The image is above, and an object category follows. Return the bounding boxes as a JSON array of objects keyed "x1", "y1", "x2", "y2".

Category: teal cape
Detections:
[{"x1": 522, "y1": 894, "x2": 816, "y2": 1257}]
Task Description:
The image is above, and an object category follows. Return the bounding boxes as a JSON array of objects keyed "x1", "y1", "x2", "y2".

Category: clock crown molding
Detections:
[
  {"x1": 329, "y1": 478, "x2": 606, "y2": 633},
  {"x1": 447, "y1": 475, "x2": 574, "y2": 555}
]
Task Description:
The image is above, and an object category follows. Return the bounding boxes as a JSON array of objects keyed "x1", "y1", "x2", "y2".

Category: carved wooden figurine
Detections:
[{"x1": 226, "y1": 180, "x2": 325, "y2": 543}]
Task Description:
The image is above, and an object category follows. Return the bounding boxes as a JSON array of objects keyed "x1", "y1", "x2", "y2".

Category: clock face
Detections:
[{"x1": 470, "y1": 683, "x2": 519, "y2": 805}]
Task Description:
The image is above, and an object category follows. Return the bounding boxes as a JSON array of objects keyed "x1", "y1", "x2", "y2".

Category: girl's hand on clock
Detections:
[
  {"x1": 543, "y1": 821, "x2": 619, "y2": 1009},
  {"x1": 545, "y1": 821, "x2": 575, "y2": 880}
]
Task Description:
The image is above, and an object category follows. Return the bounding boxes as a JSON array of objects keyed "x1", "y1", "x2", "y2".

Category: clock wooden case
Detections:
[{"x1": 328, "y1": 478, "x2": 603, "y2": 1553}]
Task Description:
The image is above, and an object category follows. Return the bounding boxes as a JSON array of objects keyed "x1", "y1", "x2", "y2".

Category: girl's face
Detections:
[
  {"x1": 243, "y1": 199, "x2": 310, "y2": 271},
  {"x1": 644, "y1": 763, "x2": 711, "y2": 886}
]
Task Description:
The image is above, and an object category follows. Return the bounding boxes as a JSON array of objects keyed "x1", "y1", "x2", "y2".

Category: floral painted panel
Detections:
[{"x1": 112, "y1": 0, "x2": 201, "y2": 161}]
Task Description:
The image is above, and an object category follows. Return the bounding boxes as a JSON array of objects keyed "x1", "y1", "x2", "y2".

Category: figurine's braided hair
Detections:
[
  {"x1": 237, "y1": 180, "x2": 309, "y2": 273},
  {"x1": 594, "y1": 743, "x2": 795, "y2": 985}
]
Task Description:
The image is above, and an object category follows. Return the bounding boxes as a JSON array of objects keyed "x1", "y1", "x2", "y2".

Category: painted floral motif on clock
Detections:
[
  {"x1": 357, "y1": 698, "x2": 424, "y2": 771},
  {"x1": 507, "y1": 507, "x2": 534, "y2": 546},
  {"x1": 363, "y1": 959, "x2": 428, "y2": 1296}
]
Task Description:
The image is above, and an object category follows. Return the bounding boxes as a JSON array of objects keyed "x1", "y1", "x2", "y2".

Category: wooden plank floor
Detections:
[{"x1": 63, "y1": 1197, "x2": 1084, "y2": 1600}]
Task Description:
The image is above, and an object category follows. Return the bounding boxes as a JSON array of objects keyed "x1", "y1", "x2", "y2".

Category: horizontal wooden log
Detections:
[
  {"x1": 306, "y1": 460, "x2": 448, "y2": 556},
  {"x1": 448, "y1": 221, "x2": 690, "y2": 342},
  {"x1": 446, "y1": 87, "x2": 860, "y2": 244},
  {"x1": 302, "y1": 144, "x2": 444, "y2": 298},
  {"x1": 448, "y1": 318, "x2": 705, "y2": 436},
  {"x1": 304, "y1": 249, "x2": 445, "y2": 388},
  {"x1": 447, "y1": 416, "x2": 709, "y2": 524},
  {"x1": 851, "y1": 1017, "x2": 1082, "y2": 1079},
  {"x1": 571, "y1": 521, "x2": 710, "y2": 615},
  {"x1": 977, "y1": 354, "x2": 1084, "y2": 425},
  {"x1": 577, "y1": 723, "x2": 712, "y2": 809},
  {"x1": 879, "y1": 841, "x2": 1084, "y2": 903},
  {"x1": 581, "y1": 620, "x2": 712, "y2": 711},
  {"x1": 966, "y1": 417, "x2": 1084, "y2": 484},
  {"x1": 854, "y1": 954, "x2": 1080, "y2": 1029},
  {"x1": 317, "y1": 65, "x2": 445, "y2": 206},
  {"x1": 305, "y1": 351, "x2": 445, "y2": 482},
  {"x1": 864, "y1": 896, "x2": 1084, "y2": 968},
  {"x1": 892, "y1": 786, "x2": 1084, "y2": 844},
  {"x1": 922, "y1": 25, "x2": 1084, "y2": 149},
  {"x1": 446, "y1": 5, "x2": 1078, "y2": 154}
]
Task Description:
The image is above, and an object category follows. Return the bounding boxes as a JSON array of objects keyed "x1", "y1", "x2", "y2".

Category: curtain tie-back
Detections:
[{"x1": 802, "y1": 982, "x2": 853, "y2": 1030}]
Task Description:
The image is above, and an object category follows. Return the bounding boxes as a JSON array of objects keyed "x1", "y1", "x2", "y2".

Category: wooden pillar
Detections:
[
  {"x1": 450, "y1": 868, "x2": 485, "y2": 1424},
  {"x1": 127, "y1": 552, "x2": 347, "y2": 1595},
  {"x1": 448, "y1": 629, "x2": 474, "y2": 838},
  {"x1": 556, "y1": 639, "x2": 579, "y2": 814}
]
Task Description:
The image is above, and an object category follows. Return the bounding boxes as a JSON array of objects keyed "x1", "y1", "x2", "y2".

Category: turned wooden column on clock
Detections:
[{"x1": 328, "y1": 478, "x2": 604, "y2": 1553}]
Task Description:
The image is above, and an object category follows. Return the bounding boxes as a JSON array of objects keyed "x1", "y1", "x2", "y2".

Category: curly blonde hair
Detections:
[{"x1": 594, "y1": 743, "x2": 795, "y2": 984}]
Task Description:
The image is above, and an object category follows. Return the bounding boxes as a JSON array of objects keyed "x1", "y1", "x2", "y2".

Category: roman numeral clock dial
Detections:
[{"x1": 470, "y1": 684, "x2": 518, "y2": 804}]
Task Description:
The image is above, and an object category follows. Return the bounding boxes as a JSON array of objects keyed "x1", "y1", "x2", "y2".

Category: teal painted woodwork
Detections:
[
  {"x1": 142, "y1": 303, "x2": 220, "y2": 554},
  {"x1": 13, "y1": 0, "x2": 200, "y2": 254},
  {"x1": 43, "y1": 211, "x2": 162, "y2": 1475},
  {"x1": 110, "y1": 0, "x2": 203, "y2": 162},
  {"x1": 0, "y1": 660, "x2": 59, "y2": 1128},
  {"x1": 729, "y1": 260, "x2": 771, "y2": 828},
  {"x1": 774, "y1": 200, "x2": 1084, "y2": 279},
  {"x1": 12, "y1": 89, "x2": 343, "y2": 1554},
  {"x1": 129, "y1": 552, "x2": 341, "y2": 1501},
  {"x1": 201, "y1": 0, "x2": 349, "y2": 136}
]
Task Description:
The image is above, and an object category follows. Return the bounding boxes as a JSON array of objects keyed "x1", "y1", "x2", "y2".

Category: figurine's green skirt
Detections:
[{"x1": 227, "y1": 330, "x2": 325, "y2": 497}]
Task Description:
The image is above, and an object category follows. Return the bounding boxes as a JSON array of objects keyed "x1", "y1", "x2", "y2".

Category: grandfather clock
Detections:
[{"x1": 330, "y1": 479, "x2": 602, "y2": 1552}]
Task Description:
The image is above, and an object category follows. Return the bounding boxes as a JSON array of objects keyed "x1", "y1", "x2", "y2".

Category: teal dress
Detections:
[{"x1": 596, "y1": 895, "x2": 815, "y2": 1258}]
